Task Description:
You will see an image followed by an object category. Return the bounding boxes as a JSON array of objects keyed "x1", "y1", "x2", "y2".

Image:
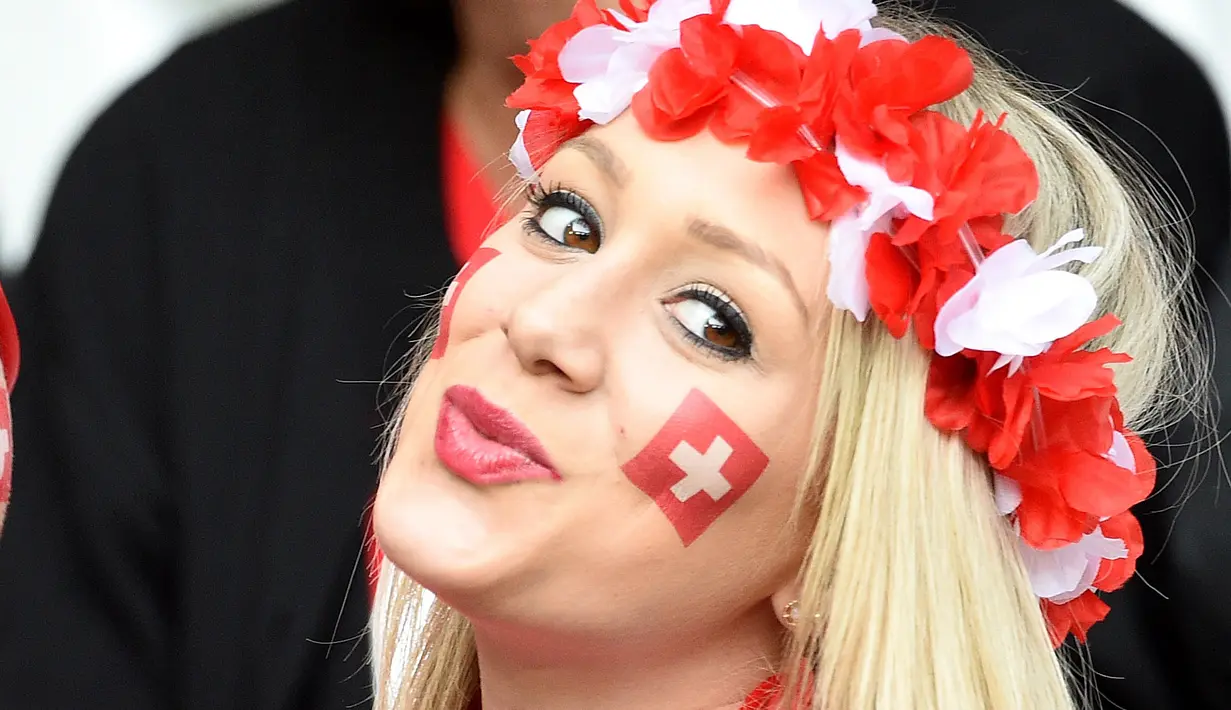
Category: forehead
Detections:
[{"x1": 582, "y1": 116, "x2": 809, "y2": 210}]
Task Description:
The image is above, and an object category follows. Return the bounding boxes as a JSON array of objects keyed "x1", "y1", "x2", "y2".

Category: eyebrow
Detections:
[
  {"x1": 562, "y1": 134, "x2": 629, "y2": 188},
  {"x1": 562, "y1": 134, "x2": 809, "y2": 322},
  {"x1": 687, "y1": 219, "x2": 810, "y2": 322}
]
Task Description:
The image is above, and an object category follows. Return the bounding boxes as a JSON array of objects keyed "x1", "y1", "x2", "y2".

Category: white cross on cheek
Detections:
[
  {"x1": 0, "y1": 429, "x2": 8, "y2": 458},
  {"x1": 669, "y1": 436, "x2": 734, "y2": 502}
]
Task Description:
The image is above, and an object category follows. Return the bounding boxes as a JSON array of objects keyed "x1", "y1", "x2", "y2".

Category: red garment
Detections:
[
  {"x1": 362, "y1": 118, "x2": 501, "y2": 604},
  {"x1": 442, "y1": 119, "x2": 503, "y2": 264}
]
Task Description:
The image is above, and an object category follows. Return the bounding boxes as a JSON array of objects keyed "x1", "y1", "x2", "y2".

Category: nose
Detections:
[{"x1": 503, "y1": 271, "x2": 607, "y2": 394}]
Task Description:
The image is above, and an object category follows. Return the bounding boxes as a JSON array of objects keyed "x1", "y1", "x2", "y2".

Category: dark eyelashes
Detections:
[
  {"x1": 521, "y1": 180, "x2": 608, "y2": 251},
  {"x1": 524, "y1": 182, "x2": 600, "y2": 230},
  {"x1": 672, "y1": 286, "x2": 755, "y2": 362}
]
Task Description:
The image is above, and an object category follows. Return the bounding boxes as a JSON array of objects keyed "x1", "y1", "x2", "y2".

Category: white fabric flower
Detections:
[
  {"x1": 509, "y1": 109, "x2": 536, "y2": 180},
  {"x1": 1105, "y1": 430, "x2": 1134, "y2": 471},
  {"x1": 723, "y1": 0, "x2": 901, "y2": 53},
  {"x1": 1018, "y1": 528, "x2": 1127, "y2": 603},
  {"x1": 933, "y1": 228, "x2": 1103, "y2": 372},
  {"x1": 995, "y1": 435, "x2": 1137, "y2": 604},
  {"x1": 826, "y1": 142, "x2": 935, "y2": 320},
  {"x1": 557, "y1": 0, "x2": 711, "y2": 124},
  {"x1": 992, "y1": 473, "x2": 1023, "y2": 516},
  {"x1": 825, "y1": 212, "x2": 881, "y2": 320}
]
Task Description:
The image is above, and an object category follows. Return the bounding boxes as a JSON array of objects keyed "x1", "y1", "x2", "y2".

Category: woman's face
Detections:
[{"x1": 375, "y1": 114, "x2": 832, "y2": 649}]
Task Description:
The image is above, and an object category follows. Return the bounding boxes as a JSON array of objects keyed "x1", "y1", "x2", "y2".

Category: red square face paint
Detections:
[
  {"x1": 621, "y1": 389, "x2": 771, "y2": 546},
  {"x1": 432, "y1": 247, "x2": 501, "y2": 360}
]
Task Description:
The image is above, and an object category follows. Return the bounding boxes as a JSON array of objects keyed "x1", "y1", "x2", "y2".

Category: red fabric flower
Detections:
[
  {"x1": 1043, "y1": 591, "x2": 1110, "y2": 647},
  {"x1": 1029, "y1": 396, "x2": 1115, "y2": 460},
  {"x1": 926, "y1": 312, "x2": 1129, "y2": 478},
  {"x1": 794, "y1": 152, "x2": 866, "y2": 222},
  {"x1": 712, "y1": 27, "x2": 863, "y2": 167},
  {"x1": 893, "y1": 111, "x2": 1039, "y2": 247},
  {"x1": 793, "y1": 29, "x2": 863, "y2": 145},
  {"x1": 865, "y1": 232, "x2": 920, "y2": 338},
  {"x1": 924, "y1": 350, "x2": 981, "y2": 433},
  {"x1": 1094, "y1": 510, "x2": 1145, "y2": 593},
  {"x1": 710, "y1": 26, "x2": 809, "y2": 146},
  {"x1": 1123, "y1": 431, "x2": 1157, "y2": 505},
  {"x1": 924, "y1": 349, "x2": 1035, "y2": 467},
  {"x1": 834, "y1": 36, "x2": 974, "y2": 182},
  {"x1": 867, "y1": 230, "x2": 978, "y2": 347},
  {"x1": 975, "y1": 363, "x2": 1035, "y2": 468},
  {"x1": 507, "y1": 0, "x2": 614, "y2": 114},
  {"x1": 632, "y1": 14, "x2": 740, "y2": 141},
  {"x1": 1016, "y1": 477, "x2": 1099, "y2": 550},
  {"x1": 1027, "y1": 316, "x2": 1129, "y2": 400},
  {"x1": 1025, "y1": 447, "x2": 1140, "y2": 522}
]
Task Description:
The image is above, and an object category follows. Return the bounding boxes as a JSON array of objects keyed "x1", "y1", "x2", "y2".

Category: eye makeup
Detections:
[
  {"x1": 663, "y1": 283, "x2": 754, "y2": 362},
  {"x1": 523, "y1": 183, "x2": 604, "y2": 253}
]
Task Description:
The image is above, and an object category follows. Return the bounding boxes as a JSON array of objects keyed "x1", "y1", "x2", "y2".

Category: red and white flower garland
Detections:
[{"x1": 506, "y1": 0, "x2": 1154, "y2": 646}]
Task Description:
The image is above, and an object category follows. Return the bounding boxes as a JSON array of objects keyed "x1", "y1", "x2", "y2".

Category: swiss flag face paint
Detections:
[
  {"x1": 622, "y1": 389, "x2": 770, "y2": 546},
  {"x1": 432, "y1": 247, "x2": 501, "y2": 360}
]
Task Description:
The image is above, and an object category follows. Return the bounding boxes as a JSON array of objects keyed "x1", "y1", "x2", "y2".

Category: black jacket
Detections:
[{"x1": 0, "y1": 0, "x2": 1226, "y2": 709}]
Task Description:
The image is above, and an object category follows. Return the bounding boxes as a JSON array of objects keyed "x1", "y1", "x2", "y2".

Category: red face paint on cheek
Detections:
[
  {"x1": 621, "y1": 389, "x2": 770, "y2": 546},
  {"x1": 431, "y1": 247, "x2": 501, "y2": 360}
]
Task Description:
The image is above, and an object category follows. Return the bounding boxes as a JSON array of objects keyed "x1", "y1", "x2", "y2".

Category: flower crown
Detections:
[{"x1": 505, "y1": 0, "x2": 1154, "y2": 646}]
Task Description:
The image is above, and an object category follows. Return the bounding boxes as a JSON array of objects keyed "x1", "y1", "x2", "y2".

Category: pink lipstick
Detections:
[{"x1": 435, "y1": 385, "x2": 561, "y2": 485}]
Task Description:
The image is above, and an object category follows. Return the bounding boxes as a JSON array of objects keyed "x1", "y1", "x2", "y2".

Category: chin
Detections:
[{"x1": 372, "y1": 453, "x2": 540, "y2": 609}]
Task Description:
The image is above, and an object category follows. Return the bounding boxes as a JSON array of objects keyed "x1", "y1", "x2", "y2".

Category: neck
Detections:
[
  {"x1": 470, "y1": 608, "x2": 782, "y2": 710},
  {"x1": 444, "y1": 50, "x2": 524, "y2": 193}
]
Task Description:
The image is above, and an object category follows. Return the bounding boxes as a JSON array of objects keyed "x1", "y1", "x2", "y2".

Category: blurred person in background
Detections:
[{"x1": 0, "y1": 0, "x2": 1224, "y2": 709}]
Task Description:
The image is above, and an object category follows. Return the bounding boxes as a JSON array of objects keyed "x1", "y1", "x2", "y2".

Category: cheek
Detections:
[
  {"x1": 431, "y1": 247, "x2": 501, "y2": 359},
  {"x1": 620, "y1": 389, "x2": 771, "y2": 546}
]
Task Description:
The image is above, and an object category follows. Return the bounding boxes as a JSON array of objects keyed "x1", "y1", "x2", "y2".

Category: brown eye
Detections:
[
  {"x1": 561, "y1": 219, "x2": 597, "y2": 253},
  {"x1": 664, "y1": 287, "x2": 753, "y2": 361},
  {"x1": 702, "y1": 319, "x2": 739, "y2": 349},
  {"x1": 535, "y1": 203, "x2": 601, "y2": 254}
]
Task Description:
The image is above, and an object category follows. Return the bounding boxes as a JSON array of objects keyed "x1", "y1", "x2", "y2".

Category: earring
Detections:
[{"x1": 781, "y1": 600, "x2": 801, "y2": 628}]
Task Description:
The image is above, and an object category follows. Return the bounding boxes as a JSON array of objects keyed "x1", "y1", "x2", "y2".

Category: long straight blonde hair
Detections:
[{"x1": 369, "y1": 7, "x2": 1203, "y2": 709}]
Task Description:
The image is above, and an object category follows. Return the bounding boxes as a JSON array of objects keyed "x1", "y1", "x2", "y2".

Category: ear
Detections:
[{"x1": 770, "y1": 579, "x2": 802, "y2": 630}]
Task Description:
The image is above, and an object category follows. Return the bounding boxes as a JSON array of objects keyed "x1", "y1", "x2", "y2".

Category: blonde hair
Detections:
[{"x1": 369, "y1": 6, "x2": 1203, "y2": 709}]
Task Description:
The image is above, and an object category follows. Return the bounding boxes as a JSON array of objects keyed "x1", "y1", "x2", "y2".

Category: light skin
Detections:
[{"x1": 374, "y1": 114, "x2": 832, "y2": 709}]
